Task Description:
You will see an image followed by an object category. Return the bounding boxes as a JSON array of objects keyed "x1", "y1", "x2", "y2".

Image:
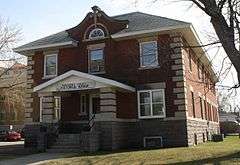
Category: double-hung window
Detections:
[
  {"x1": 200, "y1": 97, "x2": 204, "y2": 119},
  {"x1": 44, "y1": 54, "x2": 57, "y2": 77},
  {"x1": 191, "y1": 91, "x2": 196, "y2": 118},
  {"x1": 89, "y1": 49, "x2": 105, "y2": 73},
  {"x1": 198, "y1": 62, "x2": 202, "y2": 80},
  {"x1": 140, "y1": 41, "x2": 159, "y2": 67},
  {"x1": 138, "y1": 89, "x2": 166, "y2": 118}
]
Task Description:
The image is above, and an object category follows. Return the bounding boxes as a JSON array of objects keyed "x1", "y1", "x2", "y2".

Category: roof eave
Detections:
[
  {"x1": 188, "y1": 25, "x2": 219, "y2": 83},
  {"x1": 111, "y1": 24, "x2": 191, "y2": 39},
  {"x1": 13, "y1": 41, "x2": 79, "y2": 55}
]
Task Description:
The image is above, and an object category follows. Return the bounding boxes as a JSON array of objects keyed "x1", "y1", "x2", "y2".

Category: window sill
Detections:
[
  {"x1": 42, "y1": 75, "x2": 57, "y2": 80},
  {"x1": 78, "y1": 113, "x2": 87, "y2": 116},
  {"x1": 83, "y1": 37, "x2": 109, "y2": 42},
  {"x1": 139, "y1": 116, "x2": 166, "y2": 119},
  {"x1": 138, "y1": 66, "x2": 160, "y2": 70},
  {"x1": 89, "y1": 71, "x2": 106, "y2": 75}
]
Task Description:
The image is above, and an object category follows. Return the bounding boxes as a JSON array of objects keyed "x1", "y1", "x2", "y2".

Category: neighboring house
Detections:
[
  {"x1": 219, "y1": 112, "x2": 239, "y2": 123},
  {"x1": 0, "y1": 63, "x2": 26, "y2": 126},
  {"x1": 14, "y1": 6, "x2": 220, "y2": 152},
  {"x1": 219, "y1": 111, "x2": 240, "y2": 134}
]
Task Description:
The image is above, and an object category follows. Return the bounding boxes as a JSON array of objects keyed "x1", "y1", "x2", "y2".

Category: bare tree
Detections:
[
  {"x1": 218, "y1": 91, "x2": 232, "y2": 112},
  {"x1": 189, "y1": 0, "x2": 240, "y2": 85},
  {"x1": 0, "y1": 17, "x2": 26, "y2": 125},
  {"x1": 0, "y1": 17, "x2": 22, "y2": 71}
]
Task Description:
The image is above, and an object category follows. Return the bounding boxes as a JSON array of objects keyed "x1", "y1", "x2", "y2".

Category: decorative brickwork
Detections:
[
  {"x1": 95, "y1": 87, "x2": 117, "y2": 121},
  {"x1": 169, "y1": 33, "x2": 188, "y2": 116},
  {"x1": 41, "y1": 94, "x2": 54, "y2": 123},
  {"x1": 25, "y1": 55, "x2": 34, "y2": 123}
]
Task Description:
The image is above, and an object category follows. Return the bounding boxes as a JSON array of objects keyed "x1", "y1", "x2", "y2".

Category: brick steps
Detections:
[
  {"x1": 47, "y1": 148, "x2": 83, "y2": 153},
  {"x1": 51, "y1": 145, "x2": 82, "y2": 149},
  {"x1": 47, "y1": 134, "x2": 83, "y2": 153}
]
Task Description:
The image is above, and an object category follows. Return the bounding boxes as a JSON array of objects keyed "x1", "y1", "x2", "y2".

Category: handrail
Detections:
[{"x1": 88, "y1": 114, "x2": 96, "y2": 131}]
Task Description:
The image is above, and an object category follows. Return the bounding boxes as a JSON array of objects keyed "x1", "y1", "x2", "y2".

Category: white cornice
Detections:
[
  {"x1": 33, "y1": 70, "x2": 135, "y2": 92},
  {"x1": 13, "y1": 41, "x2": 78, "y2": 54}
]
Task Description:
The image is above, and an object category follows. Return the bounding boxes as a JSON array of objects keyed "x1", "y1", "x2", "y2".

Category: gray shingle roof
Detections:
[
  {"x1": 112, "y1": 12, "x2": 190, "y2": 35},
  {"x1": 14, "y1": 12, "x2": 190, "y2": 52},
  {"x1": 15, "y1": 31, "x2": 74, "y2": 51}
]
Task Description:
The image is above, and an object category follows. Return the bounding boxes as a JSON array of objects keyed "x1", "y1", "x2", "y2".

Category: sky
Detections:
[{"x1": 0, "y1": 0, "x2": 239, "y2": 107}]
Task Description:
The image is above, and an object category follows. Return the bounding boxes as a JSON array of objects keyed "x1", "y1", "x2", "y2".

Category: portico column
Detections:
[
  {"x1": 39, "y1": 93, "x2": 54, "y2": 123},
  {"x1": 95, "y1": 87, "x2": 117, "y2": 121}
]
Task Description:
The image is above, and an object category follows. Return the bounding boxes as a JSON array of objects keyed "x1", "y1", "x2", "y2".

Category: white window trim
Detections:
[
  {"x1": 39, "y1": 97, "x2": 43, "y2": 122},
  {"x1": 54, "y1": 96, "x2": 61, "y2": 121},
  {"x1": 139, "y1": 41, "x2": 159, "y2": 68},
  {"x1": 137, "y1": 89, "x2": 166, "y2": 119},
  {"x1": 88, "y1": 48, "x2": 105, "y2": 74},
  {"x1": 43, "y1": 53, "x2": 58, "y2": 79},
  {"x1": 79, "y1": 94, "x2": 87, "y2": 116}
]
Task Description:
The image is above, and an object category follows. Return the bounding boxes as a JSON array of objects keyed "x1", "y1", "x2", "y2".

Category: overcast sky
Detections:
[{"x1": 1, "y1": 0, "x2": 239, "y2": 107}]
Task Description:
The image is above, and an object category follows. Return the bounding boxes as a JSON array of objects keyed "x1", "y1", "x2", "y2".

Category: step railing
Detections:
[{"x1": 87, "y1": 114, "x2": 96, "y2": 131}]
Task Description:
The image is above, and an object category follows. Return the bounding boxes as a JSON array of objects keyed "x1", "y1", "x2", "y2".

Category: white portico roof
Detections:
[{"x1": 33, "y1": 70, "x2": 135, "y2": 93}]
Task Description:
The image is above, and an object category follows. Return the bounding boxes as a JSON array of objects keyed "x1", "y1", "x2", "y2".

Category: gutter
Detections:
[{"x1": 13, "y1": 41, "x2": 78, "y2": 53}]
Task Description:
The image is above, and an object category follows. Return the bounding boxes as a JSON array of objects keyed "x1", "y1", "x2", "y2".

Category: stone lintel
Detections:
[{"x1": 94, "y1": 112, "x2": 116, "y2": 121}]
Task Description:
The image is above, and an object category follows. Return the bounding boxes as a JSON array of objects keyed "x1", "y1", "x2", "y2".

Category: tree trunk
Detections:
[{"x1": 210, "y1": 14, "x2": 240, "y2": 83}]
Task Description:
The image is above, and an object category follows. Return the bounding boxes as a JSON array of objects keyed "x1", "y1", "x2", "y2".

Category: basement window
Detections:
[
  {"x1": 138, "y1": 89, "x2": 166, "y2": 119},
  {"x1": 144, "y1": 136, "x2": 163, "y2": 148}
]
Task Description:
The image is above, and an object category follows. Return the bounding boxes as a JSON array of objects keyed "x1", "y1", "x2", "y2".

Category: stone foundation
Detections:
[
  {"x1": 95, "y1": 121, "x2": 140, "y2": 150},
  {"x1": 24, "y1": 119, "x2": 220, "y2": 151},
  {"x1": 138, "y1": 119, "x2": 188, "y2": 147},
  {"x1": 24, "y1": 124, "x2": 41, "y2": 148},
  {"x1": 95, "y1": 119, "x2": 189, "y2": 150},
  {"x1": 186, "y1": 119, "x2": 220, "y2": 146}
]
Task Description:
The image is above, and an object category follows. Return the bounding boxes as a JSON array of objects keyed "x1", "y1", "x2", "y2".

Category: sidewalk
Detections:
[{"x1": 0, "y1": 153, "x2": 72, "y2": 165}]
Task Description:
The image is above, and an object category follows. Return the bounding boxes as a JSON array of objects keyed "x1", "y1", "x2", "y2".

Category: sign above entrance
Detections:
[{"x1": 56, "y1": 82, "x2": 96, "y2": 91}]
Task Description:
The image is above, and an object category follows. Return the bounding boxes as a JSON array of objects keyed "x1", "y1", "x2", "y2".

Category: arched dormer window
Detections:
[{"x1": 89, "y1": 28, "x2": 105, "y2": 40}]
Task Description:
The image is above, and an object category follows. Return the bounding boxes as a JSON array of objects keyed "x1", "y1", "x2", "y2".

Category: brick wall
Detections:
[
  {"x1": 182, "y1": 40, "x2": 219, "y2": 122},
  {"x1": 30, "y1": 34, "x2": 180, "y2": 120}
]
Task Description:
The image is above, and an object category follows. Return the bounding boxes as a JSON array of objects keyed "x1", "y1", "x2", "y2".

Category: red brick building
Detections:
[{"x1": 14, "y1": 6, "x2": 219, "y2": 151}]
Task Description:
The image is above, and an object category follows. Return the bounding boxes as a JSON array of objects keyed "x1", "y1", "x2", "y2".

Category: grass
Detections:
[{"x1": 41, "y1": 136, "x2": 240, "y2": 165}]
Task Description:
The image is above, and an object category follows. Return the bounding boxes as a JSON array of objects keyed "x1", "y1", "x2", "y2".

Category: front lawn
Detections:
[{"x1": 41, "y1": 136, "x2": 240, "y2": 165}]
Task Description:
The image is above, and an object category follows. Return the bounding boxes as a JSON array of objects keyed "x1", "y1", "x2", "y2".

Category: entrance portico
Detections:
[{"x1": 34, "y1": 70, "x2": 135, "y2": 127}]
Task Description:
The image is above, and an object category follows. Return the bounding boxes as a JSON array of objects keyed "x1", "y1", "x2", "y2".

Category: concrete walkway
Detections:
[{"x1": 0, "y1": 153, "x2": 72, "y2": 165}]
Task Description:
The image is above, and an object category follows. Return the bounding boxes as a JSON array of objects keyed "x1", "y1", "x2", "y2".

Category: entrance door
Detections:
[{"x1": 89, "y1": 94, "x2": 100, "y2": 119}]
